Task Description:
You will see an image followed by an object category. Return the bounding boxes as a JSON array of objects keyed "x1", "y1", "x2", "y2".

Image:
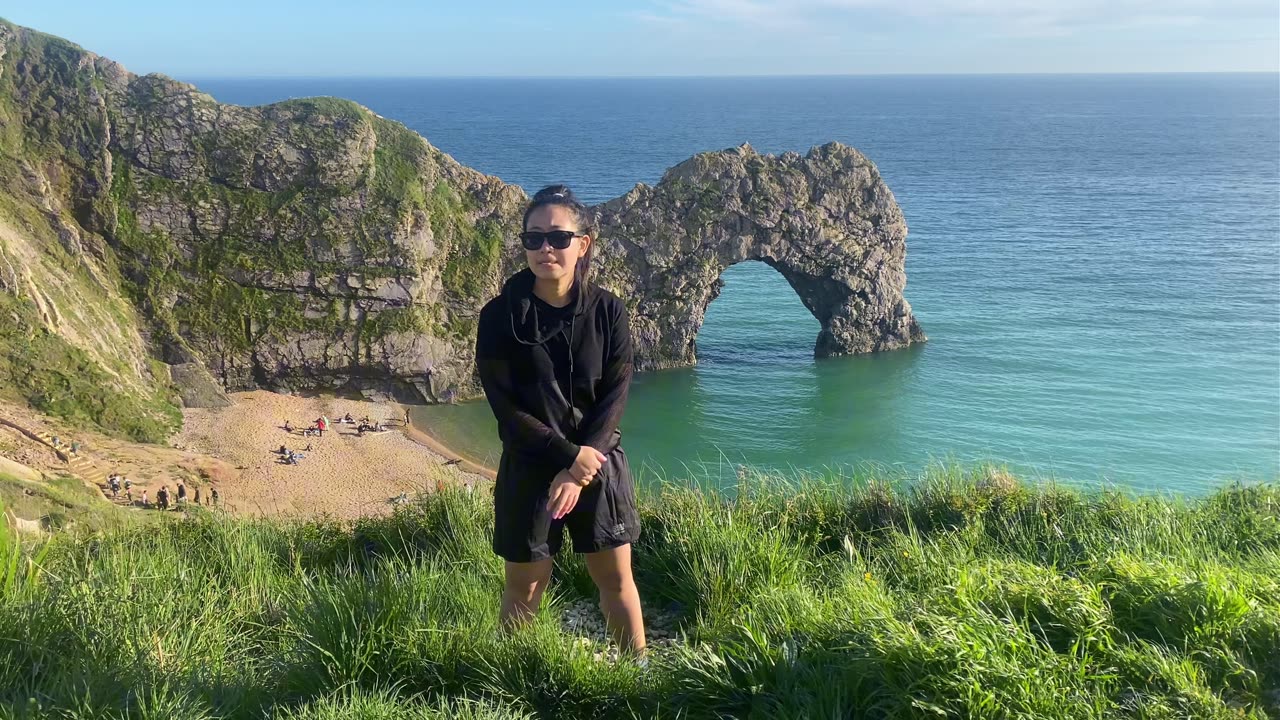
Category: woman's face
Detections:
[{"x1": 524, "y1": 204, "x2": 591, "y2": 282}]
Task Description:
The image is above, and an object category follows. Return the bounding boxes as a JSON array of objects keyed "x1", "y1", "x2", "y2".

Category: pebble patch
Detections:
[{"x1": 559, "y1": 598, "x2": 685, "y2": 662}]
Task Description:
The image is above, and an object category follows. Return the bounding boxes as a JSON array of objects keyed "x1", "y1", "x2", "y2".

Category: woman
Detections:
[{"x1": 475, "y1": 185, "x2": 645, "y2": 655}]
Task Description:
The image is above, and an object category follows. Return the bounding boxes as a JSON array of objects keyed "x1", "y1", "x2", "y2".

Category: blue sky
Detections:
[{"x1": 5, "y1": 1, "x2": 1278, "y2": 77}]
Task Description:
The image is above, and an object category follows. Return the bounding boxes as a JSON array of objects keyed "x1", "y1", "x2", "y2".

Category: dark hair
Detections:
[{"x1": 523, "y1": 184, "x2": 594, "y2": 287}]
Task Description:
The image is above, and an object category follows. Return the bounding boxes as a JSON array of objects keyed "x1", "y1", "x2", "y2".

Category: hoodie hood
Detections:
[{"x1": 502, "y1": 267, "x2": 602, "y2": 346}]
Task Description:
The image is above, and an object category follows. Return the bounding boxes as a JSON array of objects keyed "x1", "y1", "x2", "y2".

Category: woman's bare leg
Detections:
[
  {"x1": 584, "y1": 544, "x2": 646, "y2": 654},
  {"x1": 501, "y1": 558, "x2": 554, "y2": 630}
]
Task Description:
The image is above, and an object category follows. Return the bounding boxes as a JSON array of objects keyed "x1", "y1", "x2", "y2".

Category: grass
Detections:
[
  {"x1": 0, "y1": 466, "x2": 1276, "y2": 719},
  {"x1": 0, "y1": 471, "x2": 147, "y2": 534},
  {"x1": 0, "y1": 293, "x2": 182, "y2": 444}
]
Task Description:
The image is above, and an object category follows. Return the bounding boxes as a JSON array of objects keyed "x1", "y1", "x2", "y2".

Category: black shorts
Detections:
[{"x1": 493, "y1": 445, "x2": 642, "y2": 563}]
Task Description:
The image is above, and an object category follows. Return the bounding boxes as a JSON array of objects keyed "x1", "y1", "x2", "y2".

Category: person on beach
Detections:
[
  {"x1": 157, "y1": 486, "x2": 169, "y2": 510},
  {"x1": 210, "y1": 487, "x2": 220, "y2": 506},
  {"x1": 475, "y1": 185, "x2": 644, "y2": 656},
  {"x1": 176, "y1": 481, "x2": 187, "y2": 505},
  {"x1": 194, "y1": 486, "x2": 201, "y2": 506},
  {"x1": 140, "y1": 489, "x2": 148, "y2": 508}
]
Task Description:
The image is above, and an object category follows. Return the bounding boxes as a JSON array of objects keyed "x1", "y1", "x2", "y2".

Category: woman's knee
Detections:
[
  {"x1": 503, "y1": 583, "x2": 542, "y2": 604},
  {"x1": 504, "y1": 559, "x2": 552, "y2": 601},
  {"x1": 585, "y1": 547, "x2": 634, "y2": 596},
  {"x1": 594, "y1": 571, "x2": 628, "y2": 597}
]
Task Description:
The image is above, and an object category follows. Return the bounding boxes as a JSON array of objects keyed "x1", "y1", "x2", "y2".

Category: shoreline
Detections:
[{"x1": 398, "y1": 412, "x2": 496, "y2": 480}]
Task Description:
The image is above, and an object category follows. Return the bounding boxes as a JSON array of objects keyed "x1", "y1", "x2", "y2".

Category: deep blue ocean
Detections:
[{"x1": 194, "y1": 75, "x2": 1280, "y2": 493}]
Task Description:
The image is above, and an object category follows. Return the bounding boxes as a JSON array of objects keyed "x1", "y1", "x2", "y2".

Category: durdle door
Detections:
[
  {"x1": 592, "y1": 142, "x2": 925, "y2": 371},
  {"x1": 0, "y1": 19, "x2": 923, "y2": 411}
]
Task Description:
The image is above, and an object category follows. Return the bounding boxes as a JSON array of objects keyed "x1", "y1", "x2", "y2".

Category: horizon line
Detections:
[{"x1": 178, "y1": 70, "x2": 1280, "y2": 81}]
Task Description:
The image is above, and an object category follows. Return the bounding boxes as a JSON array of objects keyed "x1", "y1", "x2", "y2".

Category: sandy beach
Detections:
[{"x1": 175, "y1": 390, "x2": 492, "y2": 518}]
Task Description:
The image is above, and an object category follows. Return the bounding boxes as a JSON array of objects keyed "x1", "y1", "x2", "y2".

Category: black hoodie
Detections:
[{"x1": 475, "y1": 267, "x2": 634, "y2": 473}]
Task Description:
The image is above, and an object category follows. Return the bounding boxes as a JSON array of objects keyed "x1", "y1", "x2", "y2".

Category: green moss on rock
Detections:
[{"x1": 434, "y1": 184, "x2": 503, "y2": 303}]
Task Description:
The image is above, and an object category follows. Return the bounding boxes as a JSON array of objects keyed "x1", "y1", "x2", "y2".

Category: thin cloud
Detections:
[
  {"x1": 628, "y1": 10, "x2": 695, "y2": 29},
  {"x1": 648, "y1": 0, "x2": 815, "y2": 30},
  {"x1": 647, "y1": 0, "x2": 1277, "y2": 35}
]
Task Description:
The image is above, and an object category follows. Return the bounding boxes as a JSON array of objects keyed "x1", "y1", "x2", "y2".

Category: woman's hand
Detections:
[
  {"x1": 570, "y1": 445, "x2": 607, "y2": 485},
  {"x1": 547, "y1": 471, "x2": 583, "y2": 520}
]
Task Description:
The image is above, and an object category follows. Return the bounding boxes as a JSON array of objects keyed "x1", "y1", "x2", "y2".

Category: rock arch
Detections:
[{"x1": 590, "y1": 142, "x2": 925, "y2": 371}]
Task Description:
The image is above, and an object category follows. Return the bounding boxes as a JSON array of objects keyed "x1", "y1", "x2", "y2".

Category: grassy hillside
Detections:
[
  {"x1": 0, "y1": 21, "x2": 183, "y2": 443},
  {"x1": 0, "y1": 293, "x2": 181, "y2": 443},
  {"x1": 0, "y1": 471, "x2": 140, "y2": 534},
  {"x1": 1, "y1": 467, "x2": 1276, "y2": 719},
  {"x1": 0, "y1": 18, "x2": 528, "y2": 418}
]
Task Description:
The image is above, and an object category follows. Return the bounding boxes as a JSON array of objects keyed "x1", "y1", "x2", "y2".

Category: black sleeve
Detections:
[
  {"x1": 475, "y1": 302, "x2": 581, "y2": 469},
  {"x1": 579, "y1": 298, "x2": 634, "y2": 452}
]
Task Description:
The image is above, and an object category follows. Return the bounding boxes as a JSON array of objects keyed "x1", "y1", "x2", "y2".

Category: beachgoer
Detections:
[
  {"x1": 344, "y1": 413, "x2": 354, "y2": 424},
  {"x1": 211, "y1": 487, "x2": 219, "y2": 506},
  {"x1": 176, "y1": 481, "x2": 187, "y2": 504},
  {"x1": 157, "y1": 486, "x2": 169, "y2": 510},
  {"x1": 314, "y1": 418, "x2": 324, "y2": 438},
  {"x1": 51, "y1": 435, "x2": 59, "y2": 447},
  {"x1": 278, "y1": 445, "x2": 288, "y2": 455},
  {"x1": 141, "y1": 489, "x2": 149, "y2": 507},
  {"x1": 70, "y1": 441, "x2": 79, "y2": 455},
  {"x1": 194, "y1": 487, "x2": 201, "y2": 505},
  {"x1": 474, "y1": 184, "x2": 644, "y2": 655},
  {"x1": 303, "y1": 443, "x2": 312, "y2": 452},
  {"x1": 284, "y1": 420, "x2": 293, "y2": 433}
]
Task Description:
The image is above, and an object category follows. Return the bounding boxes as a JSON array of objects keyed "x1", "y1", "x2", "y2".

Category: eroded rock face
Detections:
[
  {"x1": 0, "y1": 19, "x2": 924, "y2": 411},
  {"x1": 591, "y1": 143, "x2": 925, "y2": 370}
]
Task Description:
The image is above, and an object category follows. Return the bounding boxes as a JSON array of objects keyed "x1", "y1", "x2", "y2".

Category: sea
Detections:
[{"x1": 194, "y1": 74, "x2": 1280, "y2": 494}]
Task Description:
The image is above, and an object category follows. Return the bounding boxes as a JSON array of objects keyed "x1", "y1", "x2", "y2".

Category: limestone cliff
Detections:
[
  {"x1": 593, "y1": 143, "x2": 924, "y2": 370},
  {"x1": 0, "y1": 19, "x2": 923, "y2": 441}
]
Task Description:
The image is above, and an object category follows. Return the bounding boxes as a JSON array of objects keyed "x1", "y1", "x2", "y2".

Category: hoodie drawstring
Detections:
[
  {"x1": 569, "y1": 319, "x2": 575, "y2": 428},
  {"x1": 506, "y1": 272, "x2": 582, "y2": 431}
]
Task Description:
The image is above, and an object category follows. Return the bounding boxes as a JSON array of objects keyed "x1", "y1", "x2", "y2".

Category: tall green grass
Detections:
[{"x1": 0, "y1": 466, "x2": 1276, "y2": 719}]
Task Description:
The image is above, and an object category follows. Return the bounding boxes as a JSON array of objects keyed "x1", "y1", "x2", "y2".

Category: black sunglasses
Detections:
[{"x1": 520, "y1": 230, "x2": 579, "y2": 251}]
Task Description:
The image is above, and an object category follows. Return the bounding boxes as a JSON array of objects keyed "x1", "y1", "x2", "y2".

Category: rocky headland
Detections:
[{"x1": 0, "y1": 18, "x2": 922, "y2": 444}]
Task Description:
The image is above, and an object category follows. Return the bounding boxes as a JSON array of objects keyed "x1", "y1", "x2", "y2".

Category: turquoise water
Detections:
[{"x1": 198, "y1": 75, "x2": 1280, "y2": 492}]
